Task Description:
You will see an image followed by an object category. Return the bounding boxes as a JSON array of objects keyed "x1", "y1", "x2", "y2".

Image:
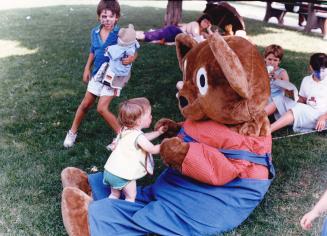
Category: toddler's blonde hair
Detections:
[{"x1": 118, "y1": 97, "x2": 150, "y2": 128}]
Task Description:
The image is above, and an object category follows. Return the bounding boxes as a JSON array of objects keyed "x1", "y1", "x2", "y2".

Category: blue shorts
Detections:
[{"x1": 103, "y1": 170, "x2": 129, "y2": 190}]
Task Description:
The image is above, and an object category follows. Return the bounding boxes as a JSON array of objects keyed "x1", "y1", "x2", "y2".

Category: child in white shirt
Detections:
[{"x1": 271, "y1": 53, "x2": 327, "y2": 133}]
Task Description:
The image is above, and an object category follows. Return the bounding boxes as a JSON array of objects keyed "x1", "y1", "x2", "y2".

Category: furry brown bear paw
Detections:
[
  {"x1": 62, "y1": 187, "x2": 92, "y2": 236},
  {"x1": 155, "y1": 118, "x2": 181, "y2": 138},
  {"x1": 61, "y1": 167, "x2": 91, "y2": 196},
  {"x1": 160, "y1": 137, "x2": 189, "y2": 171}
]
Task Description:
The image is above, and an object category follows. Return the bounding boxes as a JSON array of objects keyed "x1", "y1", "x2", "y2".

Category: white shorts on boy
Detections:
[{"x1": 87, "y1": 77, "x2": 121, "y2": 97}]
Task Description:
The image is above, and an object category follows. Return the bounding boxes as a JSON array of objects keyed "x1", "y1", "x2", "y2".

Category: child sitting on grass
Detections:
[
  {"x1": 271, "y1": 53, "x2": 327, "y2": 133},
  {"x1": 103, "y1": 97, "x2": 166, "y2": 202},
  {"x1": 263, "y1": 44, "x2": 293, "y2": 119}
]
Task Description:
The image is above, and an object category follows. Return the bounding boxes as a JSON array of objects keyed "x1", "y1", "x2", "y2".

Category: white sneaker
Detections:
[{"x1": 63, "y1": 130, "x2": 77, "y2": 148}]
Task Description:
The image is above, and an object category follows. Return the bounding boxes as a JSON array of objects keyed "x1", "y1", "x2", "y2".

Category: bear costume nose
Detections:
[{"x1": 179, "y1": 96, "x2": 188, "y2": 108}]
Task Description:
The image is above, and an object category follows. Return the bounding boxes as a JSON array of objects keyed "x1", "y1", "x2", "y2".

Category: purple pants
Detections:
[{"x1": 144, "y1": 25, "x2": 183, "y2": 43}]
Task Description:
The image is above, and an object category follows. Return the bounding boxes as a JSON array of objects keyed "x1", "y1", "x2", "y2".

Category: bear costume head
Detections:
[{"x1": 174, "y1": 32, "x2": 270, "y2": 136}]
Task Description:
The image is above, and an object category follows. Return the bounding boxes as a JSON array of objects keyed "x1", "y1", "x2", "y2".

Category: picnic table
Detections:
[{"x1": 263, "y1": 2, "x2": 327, "y2": 40}]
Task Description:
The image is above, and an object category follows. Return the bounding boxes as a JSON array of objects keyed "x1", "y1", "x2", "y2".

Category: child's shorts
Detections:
[
  {"x1": 103, "y1": 170, "x2": 130, "y2": 190},
  {"x1": 270, "y1": 95, "x2": 296, "y2": 119},
  {"x1": 87, "y1": 77, "x2": 121, "y2": 97}
]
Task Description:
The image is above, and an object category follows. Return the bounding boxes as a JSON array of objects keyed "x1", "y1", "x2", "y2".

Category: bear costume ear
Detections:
[
  {"x1": 208, "y1": 32, "x2": 249, "y2": 99},
  {"x1": 175, "y1": 34, "x2": 198, "y2": 71}
]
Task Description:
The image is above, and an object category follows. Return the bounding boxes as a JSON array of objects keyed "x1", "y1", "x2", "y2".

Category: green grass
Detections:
[{"x1": 0, "y1": 3, "x2": 327, "y2": 236}]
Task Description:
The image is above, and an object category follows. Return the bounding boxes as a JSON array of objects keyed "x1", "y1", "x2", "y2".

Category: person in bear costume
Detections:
[{"x1": 61, "y1": 32, "x2": 274, "y2": 236}]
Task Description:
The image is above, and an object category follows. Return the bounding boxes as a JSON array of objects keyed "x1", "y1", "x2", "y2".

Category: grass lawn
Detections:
[{"x1": 0, "y1": 2, "x2": 327, "y2": 236}]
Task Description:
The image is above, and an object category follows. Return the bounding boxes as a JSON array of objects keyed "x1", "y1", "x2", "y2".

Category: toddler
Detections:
[
  {"x1": 271, "y1": 53, "x2": 327, "y2": 133},
  {"x1": 63, "y1": 0, "x2": 137, "y2": 148},
  {"x1": 103, "y1": 97, "x2": 166, "y2": 202}
]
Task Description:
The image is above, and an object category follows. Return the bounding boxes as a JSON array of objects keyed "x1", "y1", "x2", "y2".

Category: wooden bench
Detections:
[{"x1": 263, "y1": 2, "x2": 327, "y2": 39}]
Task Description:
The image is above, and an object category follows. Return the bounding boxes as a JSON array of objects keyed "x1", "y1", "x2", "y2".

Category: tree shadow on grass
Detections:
[{"x1": 0, "y1": 4, "x2": 326, "y2": 236}]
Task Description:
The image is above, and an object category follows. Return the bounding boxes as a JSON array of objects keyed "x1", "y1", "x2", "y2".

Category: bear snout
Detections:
[{"x1": 179, "y1": 96, "x2": 188, "y2": 108}]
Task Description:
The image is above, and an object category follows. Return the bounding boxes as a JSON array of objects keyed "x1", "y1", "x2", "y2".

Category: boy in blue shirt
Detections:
[{"x1": 64, "y1": 0, "x2": 137, "y2": 148}]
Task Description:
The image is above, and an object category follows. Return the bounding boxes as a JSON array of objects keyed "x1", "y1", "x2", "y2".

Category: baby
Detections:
[{"x1": 95, "y1": 24, "x2": 140, "y2": 94}]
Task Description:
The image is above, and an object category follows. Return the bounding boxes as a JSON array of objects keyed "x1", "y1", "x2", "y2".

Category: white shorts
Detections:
[
  {"x1": 87, "y1": 77, "x2": 121, "y2": 97},
  {"x1": 291, "y1": 103, "x2": 325, "y2": 132},
  {"x1": 271, "y1": 95, "x2": 296, "y2": 120}
]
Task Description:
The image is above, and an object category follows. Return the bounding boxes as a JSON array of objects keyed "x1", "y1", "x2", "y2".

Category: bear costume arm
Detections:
[{"x1": 181, "y1": 142, "x2": 243, "y2": 185}]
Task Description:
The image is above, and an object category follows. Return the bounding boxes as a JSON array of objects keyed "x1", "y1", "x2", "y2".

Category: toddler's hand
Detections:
[
  {"x1": 106, "y1": 137, "x2": 119, "y2": 151},
  {"x1": 158, "y1": 125, "x2": 168, "y2": 135},
  {"x1": 300, "y1": 209, "x2": 319, "y2": 230}
]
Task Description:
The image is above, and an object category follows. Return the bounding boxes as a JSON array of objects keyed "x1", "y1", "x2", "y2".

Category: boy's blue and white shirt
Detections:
[
  {"x1": 90, "y1": 24, "x2": 120, "y2": 77},
  {"x1": 105, "y1": 41, "x2": 140, "y2": 76}
]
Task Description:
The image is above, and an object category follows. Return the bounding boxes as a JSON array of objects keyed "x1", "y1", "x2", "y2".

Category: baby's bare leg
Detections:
[
  {"x1": 123, "y1": 180, "x2": 137, "y2": 202},
  {"x1": 109, "y1": 188, "x2": 121, "y2": 199}
]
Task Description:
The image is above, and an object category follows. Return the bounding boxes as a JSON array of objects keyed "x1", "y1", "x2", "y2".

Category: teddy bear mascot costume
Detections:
[{"x1": 61, "y1": 32, "x2": 274, "y2": 236}]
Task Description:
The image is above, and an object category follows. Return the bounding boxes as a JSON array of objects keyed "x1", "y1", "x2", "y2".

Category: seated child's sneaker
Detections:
[{"x1": 63, "y1": 130, "x2": 77, "y2": 148}]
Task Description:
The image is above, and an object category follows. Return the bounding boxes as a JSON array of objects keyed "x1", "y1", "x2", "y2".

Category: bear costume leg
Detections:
[
  {"x1": 61, "y1": 167, "x2": 93, "y2": 236},
  {"x1": 61, "y1": 167, "x2": 91, "y2": 196},
  {"x1": 62, "y1": 187, "x2": 92, "y2": 236}
]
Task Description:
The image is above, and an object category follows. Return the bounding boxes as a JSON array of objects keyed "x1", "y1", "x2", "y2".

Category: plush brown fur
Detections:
[
  {"x1": 61, "y1": 167, "x2": 92, "y2": 236},
  {"x1": 154, "y1": 118, "x2": 182, "y2": 138},
  {"x1": 61, "y1": 167, "x2": 91, "y2": 196},
  {"x1": 174, "y1": 33, "x2": 270, "y2": 135},
  {"x1": 160, "y1": 137, "x2": 189, "y2": 171},
  {"x1": 159, "y1": 33, "x2": 270, "y2": 168},
  {"x1": 61, "y1": 187, "x2": 92, "y2": 236}
]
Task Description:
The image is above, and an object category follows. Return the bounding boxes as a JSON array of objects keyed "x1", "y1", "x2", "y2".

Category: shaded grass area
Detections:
[{"x1": 0, "y1": 3, "x2": 326, "y2": 236}]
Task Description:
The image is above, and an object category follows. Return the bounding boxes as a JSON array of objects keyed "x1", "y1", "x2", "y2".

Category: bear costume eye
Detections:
[{"x1": 196, "y1": 67, "x2": 208, "y2": 95}]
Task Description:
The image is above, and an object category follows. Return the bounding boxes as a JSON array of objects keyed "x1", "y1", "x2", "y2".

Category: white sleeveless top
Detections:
[{"x1": 104, "y1": 128, "x2": 147, "y2": 180}]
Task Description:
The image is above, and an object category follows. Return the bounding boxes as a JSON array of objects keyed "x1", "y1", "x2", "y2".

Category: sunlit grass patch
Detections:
[
  {"x1": 251, "y1": 27, "x2": 327, "y2": 54},
  {"x1": 0, "y1": 40, "x2": 38, "y2": 58}
]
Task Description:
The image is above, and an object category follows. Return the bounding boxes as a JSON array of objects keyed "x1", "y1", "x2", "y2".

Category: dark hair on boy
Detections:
[
  {"x1": 118, "y1": 97, "x2": 150, "y2": 128},
  {"x1": 264, "y1": 44, "x2": 284, "y2": 60},
  {"x1": 197, "y1": 13, "x2": 213, "y2": 25},
  {"x1": 310, "y1": 53, "x2": 327, "y2": 71},
  {"x1": 97, "y1": 0, "x2": 121, "y2": 18}
]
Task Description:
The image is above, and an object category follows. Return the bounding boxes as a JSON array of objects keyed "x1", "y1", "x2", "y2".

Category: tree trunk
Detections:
[{"x1": 164, "y1": 0, "x2": 183, "y2": 26}]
